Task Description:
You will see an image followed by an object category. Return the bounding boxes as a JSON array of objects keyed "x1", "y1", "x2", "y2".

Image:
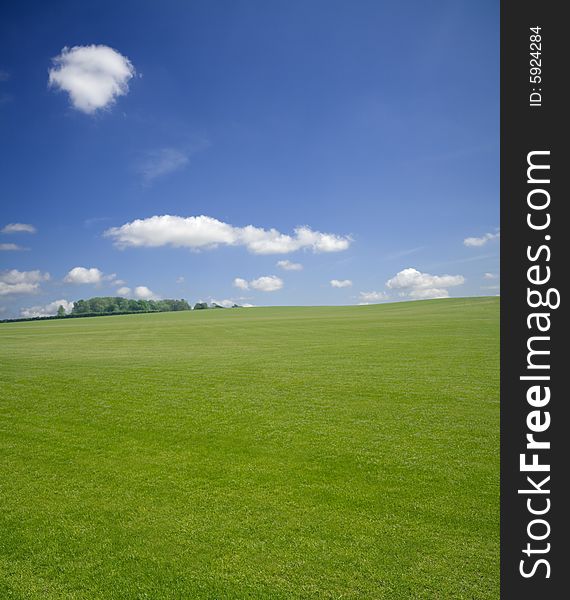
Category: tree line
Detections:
[
  {"x1": 1, "y1": 297, "x2": 244, "y2": 324},
  {"x1": 71, "y1": 296, "x2": 191, "y2": 315}
]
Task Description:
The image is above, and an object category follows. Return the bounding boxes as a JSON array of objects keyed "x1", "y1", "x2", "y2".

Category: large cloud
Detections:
[
  {"x1": 48, "y1": 45, "x2": 135, "y2": 114},
  {"x1": 386, "y1": 267, "x2": 464, "y2": 299},
  {"x1": 386, "y1": 268, "x2": 464, "y2": 290},
  {"x1": 64, "y1": 267, "x2": 103, "y2": 284},
  {"x1": 233, "y1": 275, "x2": 283, "y2": 292},
  {"x1": 20, "y1": 299, "x2": 74, "y2": 318},
  {"x1": 104, "y1": 215, "x2": 351, "y2": 255},
  {"x1": 0, "y1": 269, "x2": 50, "y2": 295},
  {"x1": 250, "y1": 276, "x2": 283, "y2": 292},
  {"x1": 464, "y1": 231, "x2": 500, "y2": 247}
]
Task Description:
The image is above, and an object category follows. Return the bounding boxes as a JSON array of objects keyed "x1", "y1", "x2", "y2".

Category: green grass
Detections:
[{"x1": 0, "y1": 298, "x2": 499, "y2": 599}]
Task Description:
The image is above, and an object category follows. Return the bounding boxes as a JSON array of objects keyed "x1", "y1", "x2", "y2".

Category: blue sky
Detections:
[{"x1": 0, "y1": 0, "x2": 499, "y2": 317}]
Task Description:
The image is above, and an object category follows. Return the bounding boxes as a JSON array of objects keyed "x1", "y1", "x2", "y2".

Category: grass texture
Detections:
[{"x1": 0, "y1": 298, "x2": 499, "y2": 599}]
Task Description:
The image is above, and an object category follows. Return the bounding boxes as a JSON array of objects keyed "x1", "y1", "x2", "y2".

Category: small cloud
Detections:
[
  {"x1": 0, "y1": 243, "x2": 28, "y2": 251},
  {"x1": 0, "y1": 70, "x2": 10, "y2": 82},
  {"x1": 277, "y1": 260, "x2": 303, "y2": 271},
  {"x1": 408, "y1": 288, "x2": 449, "y2": 299},
  {"x1": 358, "y1": 291, "x2": 389, "y2": 303},
  {"x1": 64, "y1": 267, "x2": 104, "y2": 284},
  {"x1": 210, "y1": 299, "x2": 236, "y2": 308},
  {"x1": 176, "y1": 276, "x2": 185, "y2": 284},
  {"x1": 134, "y1": 285, "x2": 158, "y2": 300},
  {"x1": 234, "y1": 275, "x2": 283, "y2": 292},
  {"x1": 233, "y1": 277, "x2": 250, "y2": 290},
  {"x1": 330, "y1": 279, "x2": 352, "y2": 288},
  {"x1": 117, "y1": 286, "x2": 131, "y2": 296},
  {"x1": 20, "y1": 299, "x2": 74, "y2": 318},
  {"x1": 48, "y1": 45, "x2": 135, "y2": 114},
  {"x1": 0, "y1": 269, "x2": 50, "y2": 296},
  {"x1": 464, "y1": 230, "x2": 500, "y2": 247},
  {"x1": 83, "y1": 216, "x2": 113, "y2": 228},
  {"x1": 483, "y1": 272, "x2": 498, "y2": 280},
  {"x1": 1, "y1": 223, "x2": 36, "y2": 234},
  {"x1": 383, "y1": 246, "x2": 425, "y2": 261},
  {"x1": 137, "y1": 148, "x2": 189, "y2": 183}
]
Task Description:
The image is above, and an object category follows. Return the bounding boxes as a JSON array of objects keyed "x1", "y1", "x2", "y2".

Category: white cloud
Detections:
[
  {"x1": 117, "y1": 286, "x2": 131, "y2": 296},
  {"x1": 48, "y1": 45, "x2": 135, "y2": 114},
  {"x1": 330, "y1": 279, "x2": 352, "y2": 288},
  {"x1": 408, "y1": 288, "x2": 450, "y2": 299},
  {"x1": 211, "y1": 299, "x2": 236, "y2": 308},
  {"x1": 1, "y1": 223, "x2": 36, "y2": 234},
  {"x1": 234, "y1": 275, "x2": 283, "y2": 292},
  {"x1": 0, "y1": 283, "x2": 39, "y2": 296},
  {"x1": 464, "y1": 231, "x2": 500, "y2": 247},
  {"x1": 176, "y1": 276, "x2": 185, "y2": 284},
  {"x1": 64, "y1": 266, "x2": 104, "y2": 284},
  {"x1": 134, "y1": 285, "x2": 157, "y2": 299},
  {"x1": 233, "y1": 277, "x2": 250, "y2": 290},
  {"x1": 386, "y1": 268, "x2": 464, "y2": 291},
  {"x1": 277, "y1": 260, "x2": 303, "y2": 271},
  {"x1": 386, "y1": 267, "x2": 464, "y2": 300},
  {"x1": 250, "y1": 276, "x2": 283, "y2": 292},
  {"x1": 0, "y1": 243, "x2": 28, "y2": 251},
  {"x1": 0, "y1": 70, "x2": 10, "y2": 82},
  {"x1": 20, "y1": 299, "x2": 74, "y2": 318},
  {"x1": 0, "y1": 269, "x2": 50, "y2": 296},
  {"x1": 358, "y1": 291, "x2": 389, "y2": 303},
  {"x1": 484, "y1": 272, "x2": 498, "y2": 280},
  {"x1": 104, "y1": 215, "x2": 351, "y2": 255},
  {"x1": 138, "y1": 148, "x2": 189, "y2": 183}
]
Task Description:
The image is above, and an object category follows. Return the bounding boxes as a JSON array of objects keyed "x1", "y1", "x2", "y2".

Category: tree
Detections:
[
  {"x1": 127, "y1": 299, "x2": 142, "y2": 312},
  {"x1": 72, "y1": 300, "x2": 89, "y2": 314},
  {"x1": 57, "y1": 305, "x2": 66, "y2": 317}
]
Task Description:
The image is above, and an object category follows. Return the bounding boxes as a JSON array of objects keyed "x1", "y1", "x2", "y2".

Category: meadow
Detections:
[{"x1": 0, "y1": 298, "x2": 499, "y2": 599}]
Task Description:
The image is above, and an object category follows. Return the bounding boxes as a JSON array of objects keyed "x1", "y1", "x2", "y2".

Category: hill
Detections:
[{"x1": 0, "y1": 298, "x2": 499, "y2": 599}]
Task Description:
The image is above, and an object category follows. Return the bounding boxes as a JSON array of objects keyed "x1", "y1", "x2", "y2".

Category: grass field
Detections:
[{"x1": 0, "y1": 297, "x2": 499, "y2": 599}]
